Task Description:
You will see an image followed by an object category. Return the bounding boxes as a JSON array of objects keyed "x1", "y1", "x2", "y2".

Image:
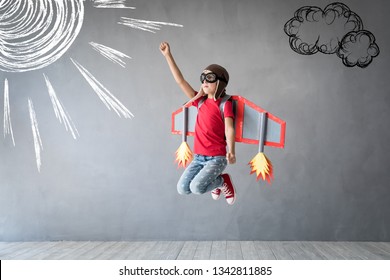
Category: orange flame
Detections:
[
  {"x1": 175, "y1": 142, "x2": 193, "y2": 168},
  {"x1": 248, "y1": 152, "x2": 273, "y2": 184}
]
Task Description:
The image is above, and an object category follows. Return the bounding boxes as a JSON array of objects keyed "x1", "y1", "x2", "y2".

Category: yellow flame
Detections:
[
  {"x1": 175, "y1": 142, "x2": 193, "y2": 168},
  {"x1": 248, "y1": 152, "x2": 273, "y2": 184}
]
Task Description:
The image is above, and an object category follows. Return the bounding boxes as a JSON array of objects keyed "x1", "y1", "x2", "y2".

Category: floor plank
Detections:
[
  {"x1": 227, "y1": 241, "x2": 243, "y2": 260},
  {"x1": 41, "y1": 242, "x2": 91, "y2": 260},
  {"x1": 363, "y1": 242, "x2": 390, "y2": 259},
  {"x1": 59, "y1": 242, "x2": 104, "y2": 260},
  {"x1": 325, "y1": 242, "x2": 362, "y2": 260},
  {"x1": 311, "y1": 242, "x2": 346, "y2": 260},
  {"x1": 240, "y1": 241, "x2": 258, "y2": 260},
  {"x1": 177, "y1": 241, "x2": 198, "y2": 260},
  {"x1": 193, "y1": 241, "x2": 212, "y2": 260},
  {"x1": 1, "y1": 241, "x2": 389, "y2": 260},
  {"x1": 107, "y1": 242, "x2": 142, "y2": 260},
  {"x1": 282, "y1": 242, "x2": 311, "y2": 260},
  {"x1": 296, "y1": 242, "x2": 326, "y2": 260},
  {"x1": 254, "y1": 241, "x2": 276, "y2": 260},
  {"x1": 267, "y1": 241, "x2": 293, "y2": 260},
  {"x1": 376, "y1": 242, "x2": 390, "y2": 254},
  {"x1": 339, "y1": 242, "x2": 382, "y2": 260},
  {"x1": 144, "y1": 241, "x2": 183, "y2": 260},
  {"x1": 355, "y1": 242, "x2": 390, "y2": 260},
  {"x1": 0, "y1": 242, "x2": 37, "y2": 259},
  {"x1": 115, "y1": 241, "x2": 147, "y2": 260},
  {"x1": 210, "y1": 241, "x2": 227, "y2": 260},
  {"x1": 29, "y1": 242, "x2": 73, "y2": 260},
  {"x1": 88, "y1": 241, "x2": 122, "y2": 260},
  {"x1": 72, "y1": 242, "x2": 115, "y2": 260},
  {"x1": 0, "y1": 242, "x2": 24, "y2": 252},
  {"x1": 7, "y1": 242, "x2": 59, "y2": 260},
  {"x1": 127, "y1": 241, "x2": 157, "y2": 260},
  {"x1": 165, "y1": 241, "x2": 185, "y2": 260}
]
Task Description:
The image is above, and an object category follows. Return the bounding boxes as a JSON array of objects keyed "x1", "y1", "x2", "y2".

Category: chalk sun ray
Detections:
[
  {"x1": 3, "y1": 78, "x2": 15, "y2": 146},
  {"x1": 43, "y1": 74, "x2": 80, "y2": 140},
  {"x1": 28, "y1": 98, "x2": 43, "y2": 172},
  {"x1": 118, "y1": 17, "x2": 183, "y2": 33},
  {"x1": 89, "y1": 42, "x2": 131, "y2": 68},
  {"x1": 70, "y1": 58, "x2": 134, "y2": 119},
  {"x1": 92, "y1": 0, "x2": 136, "y2": 9}
]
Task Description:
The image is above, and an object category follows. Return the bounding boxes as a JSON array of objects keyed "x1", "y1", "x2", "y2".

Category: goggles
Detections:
[{"x1": 200, "y1": 72, "x2": 227, "y2": 84}]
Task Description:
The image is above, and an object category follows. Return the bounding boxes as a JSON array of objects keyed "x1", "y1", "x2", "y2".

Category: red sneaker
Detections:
[
  {"x1": 211, "y1": 188, "x2": 221, "y2": 200},
  {"x1": 220, "y1": 174, "x2": 236, "y2": 205}
]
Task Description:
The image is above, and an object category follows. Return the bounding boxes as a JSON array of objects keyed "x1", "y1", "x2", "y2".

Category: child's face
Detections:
[{"x1": 201, "y1": 70, "x2": 218, "y2": 96}]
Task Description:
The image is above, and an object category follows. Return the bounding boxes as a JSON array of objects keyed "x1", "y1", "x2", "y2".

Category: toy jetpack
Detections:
[{"x1": 171, "y1": 95, "x2": 286, "y2": 184}]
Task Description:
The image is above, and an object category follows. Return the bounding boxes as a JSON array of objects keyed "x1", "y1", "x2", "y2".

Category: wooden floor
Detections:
[{"x1": 1, "y1": 241, "x2": 390, "y2": 260}]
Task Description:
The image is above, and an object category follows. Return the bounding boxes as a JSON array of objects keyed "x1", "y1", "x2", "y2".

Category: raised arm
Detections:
[{"x1": 160, "y1": 42, "x2": 196, "y2": 99}]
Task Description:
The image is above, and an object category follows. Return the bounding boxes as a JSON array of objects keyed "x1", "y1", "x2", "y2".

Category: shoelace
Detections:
[
  {"x1": 212, "y1": 188, "x2": 221, "y2": 194},
  {"x1": 221, "y1": 183, "x2": 233, "y2": 197}
]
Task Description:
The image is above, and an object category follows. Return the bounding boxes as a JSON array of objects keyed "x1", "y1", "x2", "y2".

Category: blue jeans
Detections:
[{"x1": 177, "y1": 154, "x2": 227, "y2": 195}]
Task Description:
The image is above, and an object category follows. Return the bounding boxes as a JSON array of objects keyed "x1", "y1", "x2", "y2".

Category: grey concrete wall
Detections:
[{"x1": 0, "y1": 0, "x2": 389, "y2": 241}]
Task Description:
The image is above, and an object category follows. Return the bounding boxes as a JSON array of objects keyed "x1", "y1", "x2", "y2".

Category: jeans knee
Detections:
[
  {"x1": 189, "y1": 181, "x2": 207, "y2": 195},
  {"x1": 177, "y1": 183, "x2": 191, "y2": 195}
]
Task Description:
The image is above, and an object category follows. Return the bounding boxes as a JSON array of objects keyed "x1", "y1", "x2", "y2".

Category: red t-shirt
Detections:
[{"x1": 192, "y1": 96, "x2": 234, "y2": 156}]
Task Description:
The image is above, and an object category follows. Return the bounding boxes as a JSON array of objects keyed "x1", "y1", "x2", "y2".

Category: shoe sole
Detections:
[{"x1": 211, "y1": 189, "x2": 221, "y2": 200}]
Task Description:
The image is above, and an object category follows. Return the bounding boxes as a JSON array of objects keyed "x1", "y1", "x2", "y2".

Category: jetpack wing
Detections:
[{"x1": 172, "y1": 95, "x2": 286, "y2": 149}]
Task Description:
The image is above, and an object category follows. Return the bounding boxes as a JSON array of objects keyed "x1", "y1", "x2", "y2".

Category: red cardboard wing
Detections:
[{"x1": 172, "y1": 95, "x2": 286, "y2": 149}]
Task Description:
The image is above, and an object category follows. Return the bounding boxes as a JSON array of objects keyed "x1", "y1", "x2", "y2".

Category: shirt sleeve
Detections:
[
  {"x1": 192, "y1": 97, "x2": 200, "y2": 107},
  {"x1": 223, "y1": 100, "x2": 234, "y2": 119},
  {"x1": 191, "y1": 91, "x2": 202, "y2": 108}
]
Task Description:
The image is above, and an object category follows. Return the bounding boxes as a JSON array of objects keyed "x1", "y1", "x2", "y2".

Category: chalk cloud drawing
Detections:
[
  {"x1": 284, "y1": 2, "x2": 379, "y2": 68},
  {"x1": 0, "y1": 0, "x2": 183, "y2": 171}
]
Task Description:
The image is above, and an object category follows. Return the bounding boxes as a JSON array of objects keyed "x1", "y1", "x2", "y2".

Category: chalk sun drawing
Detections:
[
  {"x1": 0, "y1": 0, "x2": 183, "y2": 171},
  {"x1": 0, "y1": 0, "x2": 84, "y2": 72}
]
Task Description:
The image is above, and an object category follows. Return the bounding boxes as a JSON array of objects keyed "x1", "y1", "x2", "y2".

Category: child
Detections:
[{"x1": 160, "y1": 42, "x2": 236, "y2": 205}]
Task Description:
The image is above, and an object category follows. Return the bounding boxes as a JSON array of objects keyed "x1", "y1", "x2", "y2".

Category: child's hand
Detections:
[
  {"x1": 159, "y1": 42, "x2": 170, "y2": 56},
  {"x1": 226, "y1": 152, "x2": 236, "y2": 164}
]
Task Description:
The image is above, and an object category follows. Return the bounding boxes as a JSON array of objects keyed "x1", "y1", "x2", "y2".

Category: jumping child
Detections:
[{"x1": 160, "y1": 42, "x2": 236, "y2": 205}]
